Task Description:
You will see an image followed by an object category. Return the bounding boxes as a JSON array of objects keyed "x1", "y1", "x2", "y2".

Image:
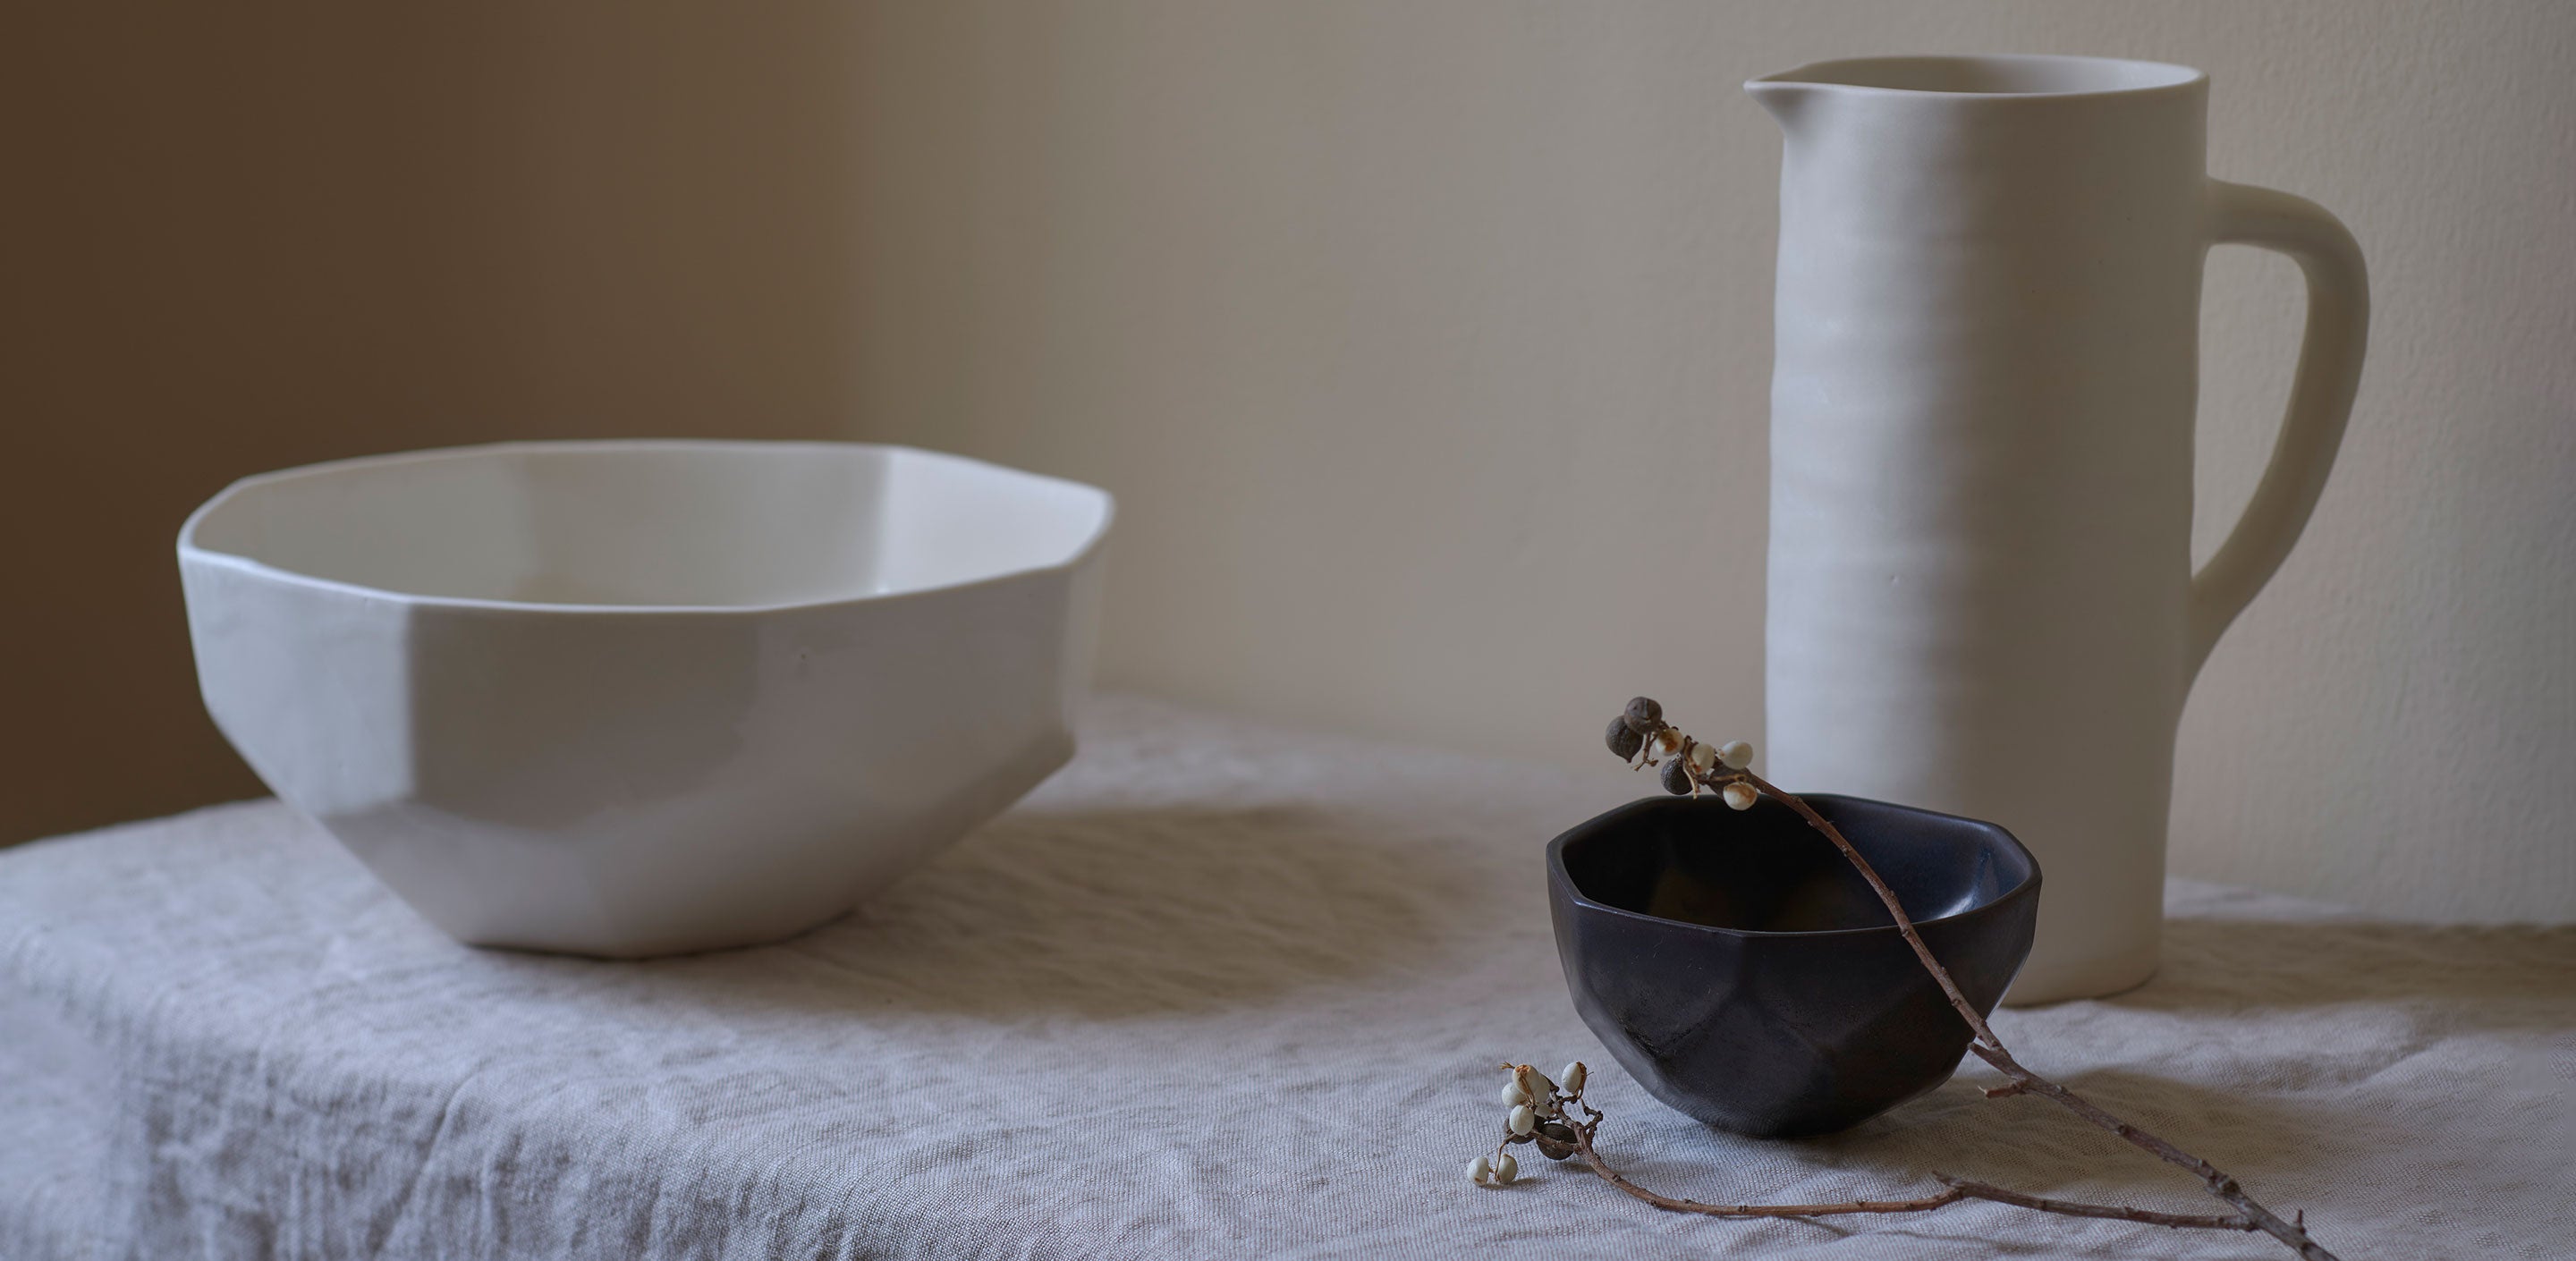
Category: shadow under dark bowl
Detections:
[{"x1": 1548, "y1": 793, "x2": 2040, "y2": 1138}]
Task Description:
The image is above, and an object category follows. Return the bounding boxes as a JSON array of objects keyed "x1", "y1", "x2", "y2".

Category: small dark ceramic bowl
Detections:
[{"x1": 1548, "y1": 793, "x2": 2039, "y2": 1138}]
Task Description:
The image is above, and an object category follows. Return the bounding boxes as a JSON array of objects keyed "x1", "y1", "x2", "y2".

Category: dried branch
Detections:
[
  {"x1": 1485, "y1": 1068, "x2": 2260, "y2": 1239},
  {"x1": 1479, "y1": 699, "x2": 2343, "y2": 1259},
  {"x1": 1739, "y1": 764, "x2": 2337, "y2": 1259},
  {"x1": 1932, "y1": 1177, "x2": 2259, "y2": 1231}
]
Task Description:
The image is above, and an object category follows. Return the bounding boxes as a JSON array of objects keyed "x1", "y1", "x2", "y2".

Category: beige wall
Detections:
[
  {"x1": 2, "y1": 5, "x2": 868, "y2": 842},
  {"x1": 840, "y1": 1, "x2": 2576, "y2": 921},
  {"x1": 10, "y1": 4, "x2": 2570, "y2": 925}
]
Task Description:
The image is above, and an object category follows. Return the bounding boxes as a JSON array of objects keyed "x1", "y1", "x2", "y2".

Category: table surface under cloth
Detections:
[{"x1": 4, "y1": 697, "x2": 2571, "y2": 1261}]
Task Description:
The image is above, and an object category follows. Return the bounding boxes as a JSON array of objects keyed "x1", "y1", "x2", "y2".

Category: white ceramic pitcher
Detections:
[{"x1": 1749, "y1": 55, "x2": 2367, "y2": 1003}]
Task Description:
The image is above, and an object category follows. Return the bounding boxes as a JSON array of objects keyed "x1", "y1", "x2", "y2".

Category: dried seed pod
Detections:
[
  {"x1": 1722, "y1": 782, "x2": 1759, "y2": 811},
  {"x1": 1649, "y1": 729, "x2": 1684, "y2": 760},
  {"x1": 1605, "y1": 715, "x2": 1645, "y2": 760},
  {"x1": 1622, "y1": 696, "x2": 1663, "y2": 732},
  {"x1": 1660, "y1": 757, "x2": 1695, "y2": 795},
  {"x1": 1535, "y1": 1121, "x2": 1580, "y2": 1160}
]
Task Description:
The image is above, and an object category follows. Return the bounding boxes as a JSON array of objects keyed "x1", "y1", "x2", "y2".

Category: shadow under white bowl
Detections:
[{"x1": 180, "y1": 440, "x2": 1112, "y2": 957}]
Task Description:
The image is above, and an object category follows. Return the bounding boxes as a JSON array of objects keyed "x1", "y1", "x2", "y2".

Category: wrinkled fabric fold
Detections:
[{"x1": 4, "y1": 697, "x2": 2569, "y2": 1259}]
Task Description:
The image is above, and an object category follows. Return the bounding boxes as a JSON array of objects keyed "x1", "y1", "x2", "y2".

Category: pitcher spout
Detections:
[{"x1": 1743, "y1": 75, "x2": 1818, "y2": 133}]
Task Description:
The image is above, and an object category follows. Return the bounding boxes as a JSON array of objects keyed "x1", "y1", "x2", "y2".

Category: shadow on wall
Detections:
[{"x1": 0, "y1": 4, "x2": 870, "y2": 844}]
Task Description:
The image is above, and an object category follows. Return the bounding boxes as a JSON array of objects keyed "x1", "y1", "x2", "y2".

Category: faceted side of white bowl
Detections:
[{"x1": 181, "y1": 546, "x2": 1102, "y2": 957}]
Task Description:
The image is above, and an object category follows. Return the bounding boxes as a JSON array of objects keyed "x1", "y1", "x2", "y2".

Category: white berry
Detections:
[
  {"x1": 1650, "y1": 730, "x2": 1683, "y2": 759},
  {"x1": 1513, "y1": 1064, "x2": 1552, "y2": 1102},
  {"x1": 1560, "y1": 1062, "x2": 1587, "y2": 1095},
  {"x1": 1469, "y1": 1155, "x2": 1492, "y2": 1184},
  {"x1": 1508, "y1": 1104, "x2": 1537, "y2": 1136},
  {"x1": 1722, "y1": 782, "x2": 1758, "y2": 811},
  {"x1": 1500, "y1": 1081, "x2": 1530, "y2": 1107},
  {"x1": 1719, "y1": 741, "x2": 1754, "y2": 770},
  {"x1": 1686, "y1": 741, "x2": 1717, "y2": 774},
  {"x1": 1493, "y1": 1152, "x2": 1519, "y2": 1184}
]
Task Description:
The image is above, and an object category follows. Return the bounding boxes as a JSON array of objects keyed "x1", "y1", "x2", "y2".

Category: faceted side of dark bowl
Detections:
[{"x1": 1547, "y1": 794, "x2": 2039, "y2": 1138}]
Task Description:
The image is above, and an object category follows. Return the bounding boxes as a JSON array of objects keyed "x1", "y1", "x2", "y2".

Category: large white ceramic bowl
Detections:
[{"x1": 180, "y1": 440, "x2": 1112, "y2": 956}]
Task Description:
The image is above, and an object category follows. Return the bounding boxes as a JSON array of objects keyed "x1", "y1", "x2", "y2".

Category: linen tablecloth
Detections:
[{"x1": 4, "y1": 698, "x2": 2571, "y2": 1259}]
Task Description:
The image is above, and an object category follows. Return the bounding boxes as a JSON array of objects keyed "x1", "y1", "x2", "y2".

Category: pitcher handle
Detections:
[{"x1": 2185, "y1": 180, "x2": 2370, "y2": 679}]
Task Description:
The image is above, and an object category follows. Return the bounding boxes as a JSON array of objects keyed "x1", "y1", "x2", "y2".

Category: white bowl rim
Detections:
[{"x1": 177, "y1": 438, "x2": 1115, "y2": 617}]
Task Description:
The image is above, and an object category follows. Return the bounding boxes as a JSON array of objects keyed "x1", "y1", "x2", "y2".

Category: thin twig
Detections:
[
  {"x1": 1558, "y1": 1104, "x2": 2252, "y2": 1231},
  {"x1": 1934, "y1": 1177, "x2": 2258, "y2": 1231},
  {"x1": 1733, "y1": 766, "x2": 2338, "y2": 1259},
  {"x1": 1962, "y1": 1042, "x2": 2333, "y2": 1258},
  {"x1": 1738, "y1": 768, "x2": 2000, "y2": 1048},
  {"x1": 1533, "y1": 707, "x2": 2345, "y2": 1259},
  {"x1": 1562, "y1": 1103, "x2": 1968, "y2": 1218}
]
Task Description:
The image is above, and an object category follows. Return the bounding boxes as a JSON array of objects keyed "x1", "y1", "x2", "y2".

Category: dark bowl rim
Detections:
[{"x1": 1546, "y1": 791, "x2": 2042, "y2": 942}]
